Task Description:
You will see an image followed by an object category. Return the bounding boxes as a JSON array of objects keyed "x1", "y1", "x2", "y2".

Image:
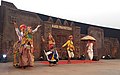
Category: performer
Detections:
[
  {"x1": 13, "y1": 22, "x2": 27, "y2": 68},
  {"x1": 62, "y1": 35, "x2": 75, "y2": 64},
  {"x1": 26, "y1": 25, "x2": 41, "y2": 66},
  {"x1": 86, "y1": 41, "x2": 94, "y2": 60},
  {"x1": 14, "y1": 22, "x2": 28, "y2": 68},
  {"x1": 13, "y1": 22, "x2": 41, "y2": 68},
  {"x1": 43, "y1": 33, "x2": 59, "y2": 66},
  {"x1": 48, "y1": 33, "x2": 55, "y2": 50}
]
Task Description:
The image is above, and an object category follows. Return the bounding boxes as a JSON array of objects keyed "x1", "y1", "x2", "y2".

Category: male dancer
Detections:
[
  {"x1": 62, "y1": 35, "x2": 75, "y2": 64},
  {"x1": 43, "y1": 33, "x2": 59, "y2": 66}
]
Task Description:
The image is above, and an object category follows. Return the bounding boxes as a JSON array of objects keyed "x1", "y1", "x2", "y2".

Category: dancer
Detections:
[
  {"x1": 62, "y1": 35, "x2": 75, "y2": 64},
  {"x1": 13, "y1": 22, "x2": 27, "y2": 68},
  {"x1": 26, "y1": 25, "x2": 41, "y2": 66},
  {"x1": 86, "y1": 40, "x2": 94, "y2": 60},
  {"x1": 13, "y1": 22, "x2": 40, "y2": 68},
  {"x1": 43, "y1": 33, "x2": 59, "y2": 66}
]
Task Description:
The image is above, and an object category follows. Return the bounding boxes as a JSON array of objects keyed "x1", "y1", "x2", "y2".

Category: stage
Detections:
[
  {"x1": 0, "y1": 59, "x2": 120, "y2": 75},
  {"x1": 40, "y1": 60, "x2": 101, "y2": 65}
]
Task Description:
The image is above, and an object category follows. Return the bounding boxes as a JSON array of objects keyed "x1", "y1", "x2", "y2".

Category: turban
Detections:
[{"x1": 20, "y1": 24, "x2": 26, "y2": 29}]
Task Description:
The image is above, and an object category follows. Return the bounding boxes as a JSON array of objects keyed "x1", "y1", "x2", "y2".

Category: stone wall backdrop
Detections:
[
  {"x1": 80, "y1": 34, "x2": 87, "y2": 56},
  {"x1": 0, "y1": 6, "x2": 3, "y2": 54},
  {"x1": 104, "y1": 37, "x2": 120, "y2": 58},
  {"x1": 72, "y1": 26, "x2": 81, "y2": 58}
]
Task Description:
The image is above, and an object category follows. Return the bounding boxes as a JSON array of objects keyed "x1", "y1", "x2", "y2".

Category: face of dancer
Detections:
[
  {"x1": 20, "y1": 24, "x2": 26, "y2": 32},
  {"x1": 48, "y1": 33, "x2": 52, "y2": 40},
  {"x1": 69, "y1": 35, "x2": 73, "y2": 40},
  {"x1": 20, "y1": 27, "x2": 25, "y2": 32},
  {"x1": 27, "y1": 26, "x2": 32, "y2": 33},
  {"x1": 70, "y1": 37, "x2": 73, "y2": 40}
]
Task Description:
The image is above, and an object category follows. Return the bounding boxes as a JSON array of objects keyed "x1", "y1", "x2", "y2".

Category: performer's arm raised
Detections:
[
  {"x1": 13, "y1": 22, "x2": 22, "y2": 40},
  {"x1": 13, "y1": 22, "x2": 18, "y2": 28},
  {"x1": 32, "y1": 25, "x2": 41, "y2": 33}
]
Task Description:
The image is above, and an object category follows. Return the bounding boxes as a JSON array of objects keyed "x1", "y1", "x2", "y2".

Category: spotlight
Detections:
[
  {"x1": 101, "y1": 55, "x2": 112, "y2": 59},
  {"x1": 3, "y1": 54, "x2": 7, "y2": 58},
  {"x1": 101, "y1": 55, "x2": 105, "y2": 59},
  {"x1": 0, "y1": 54, "x2": 7, "y2": 63},
  {"x1": 106, "y1": 55, "x2": 112, "y2": 59}
]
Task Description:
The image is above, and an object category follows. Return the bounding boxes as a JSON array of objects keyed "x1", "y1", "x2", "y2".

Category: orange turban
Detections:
[{"x1": 20, "y1": 24, "x2": 26, "y2": 29}]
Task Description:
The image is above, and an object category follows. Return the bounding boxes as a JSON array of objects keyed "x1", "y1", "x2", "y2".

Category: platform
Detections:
[{"x1": 0, "y1": 59, "x2": 120, "y2": 75}]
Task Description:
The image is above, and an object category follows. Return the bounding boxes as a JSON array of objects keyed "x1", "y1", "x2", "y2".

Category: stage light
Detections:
[
  {"x1": 102, "y1": 55, "x2": 105, "y2": 59},
  {"x1": 101, "y1": 55, "x2": 112, "y2": 59},
  {"x1": 106, "y1": 55, "x2": 112, "y2": 59},
  {"x1": 3, "y1": 54, "x2": 7, "y2": 58},
  {"x1": 0, "y1": 54, "x2": 7, "y2": 63}
]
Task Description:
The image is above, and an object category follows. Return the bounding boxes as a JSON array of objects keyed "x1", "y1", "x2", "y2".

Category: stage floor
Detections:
[
  {"x1": 0, "y1": 59, "x2": 120, "y2": 75},
  {"x1": 40, "y1": 60, "x2": 102, "y2": 64}
]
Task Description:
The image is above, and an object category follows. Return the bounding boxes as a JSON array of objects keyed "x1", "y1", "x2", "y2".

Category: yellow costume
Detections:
[
  {"x1": 62, "y1": 40, "x2": 75, "y2": 51},
  {"x1": 62, "y1": 35, "x2": 75, "y2": 63}
]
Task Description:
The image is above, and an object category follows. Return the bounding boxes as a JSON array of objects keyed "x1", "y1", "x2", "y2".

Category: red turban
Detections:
[{"x1": 20, "y1": 24, "x2": 26, "y2": 29}]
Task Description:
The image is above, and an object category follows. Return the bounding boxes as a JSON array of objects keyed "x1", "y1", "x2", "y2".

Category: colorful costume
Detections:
[
  {"x1": 13, "y1": 24, "x2": 40, "y2": 68},
  {"x1": 44, "y1": 33, "x2": 59, "y2": 66},
  {"x1": 44, "y1": 48, "x2": 59, "y2": 65},
  {"x1": 25, "y1": 25, "x2": 40, "y2": 66},
  {"x1": 13, "y1": 24, "x2": 29, "y2": 68},
  {"x1": 62, "y1": 40, "x2": 75, "y2": 58}
]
